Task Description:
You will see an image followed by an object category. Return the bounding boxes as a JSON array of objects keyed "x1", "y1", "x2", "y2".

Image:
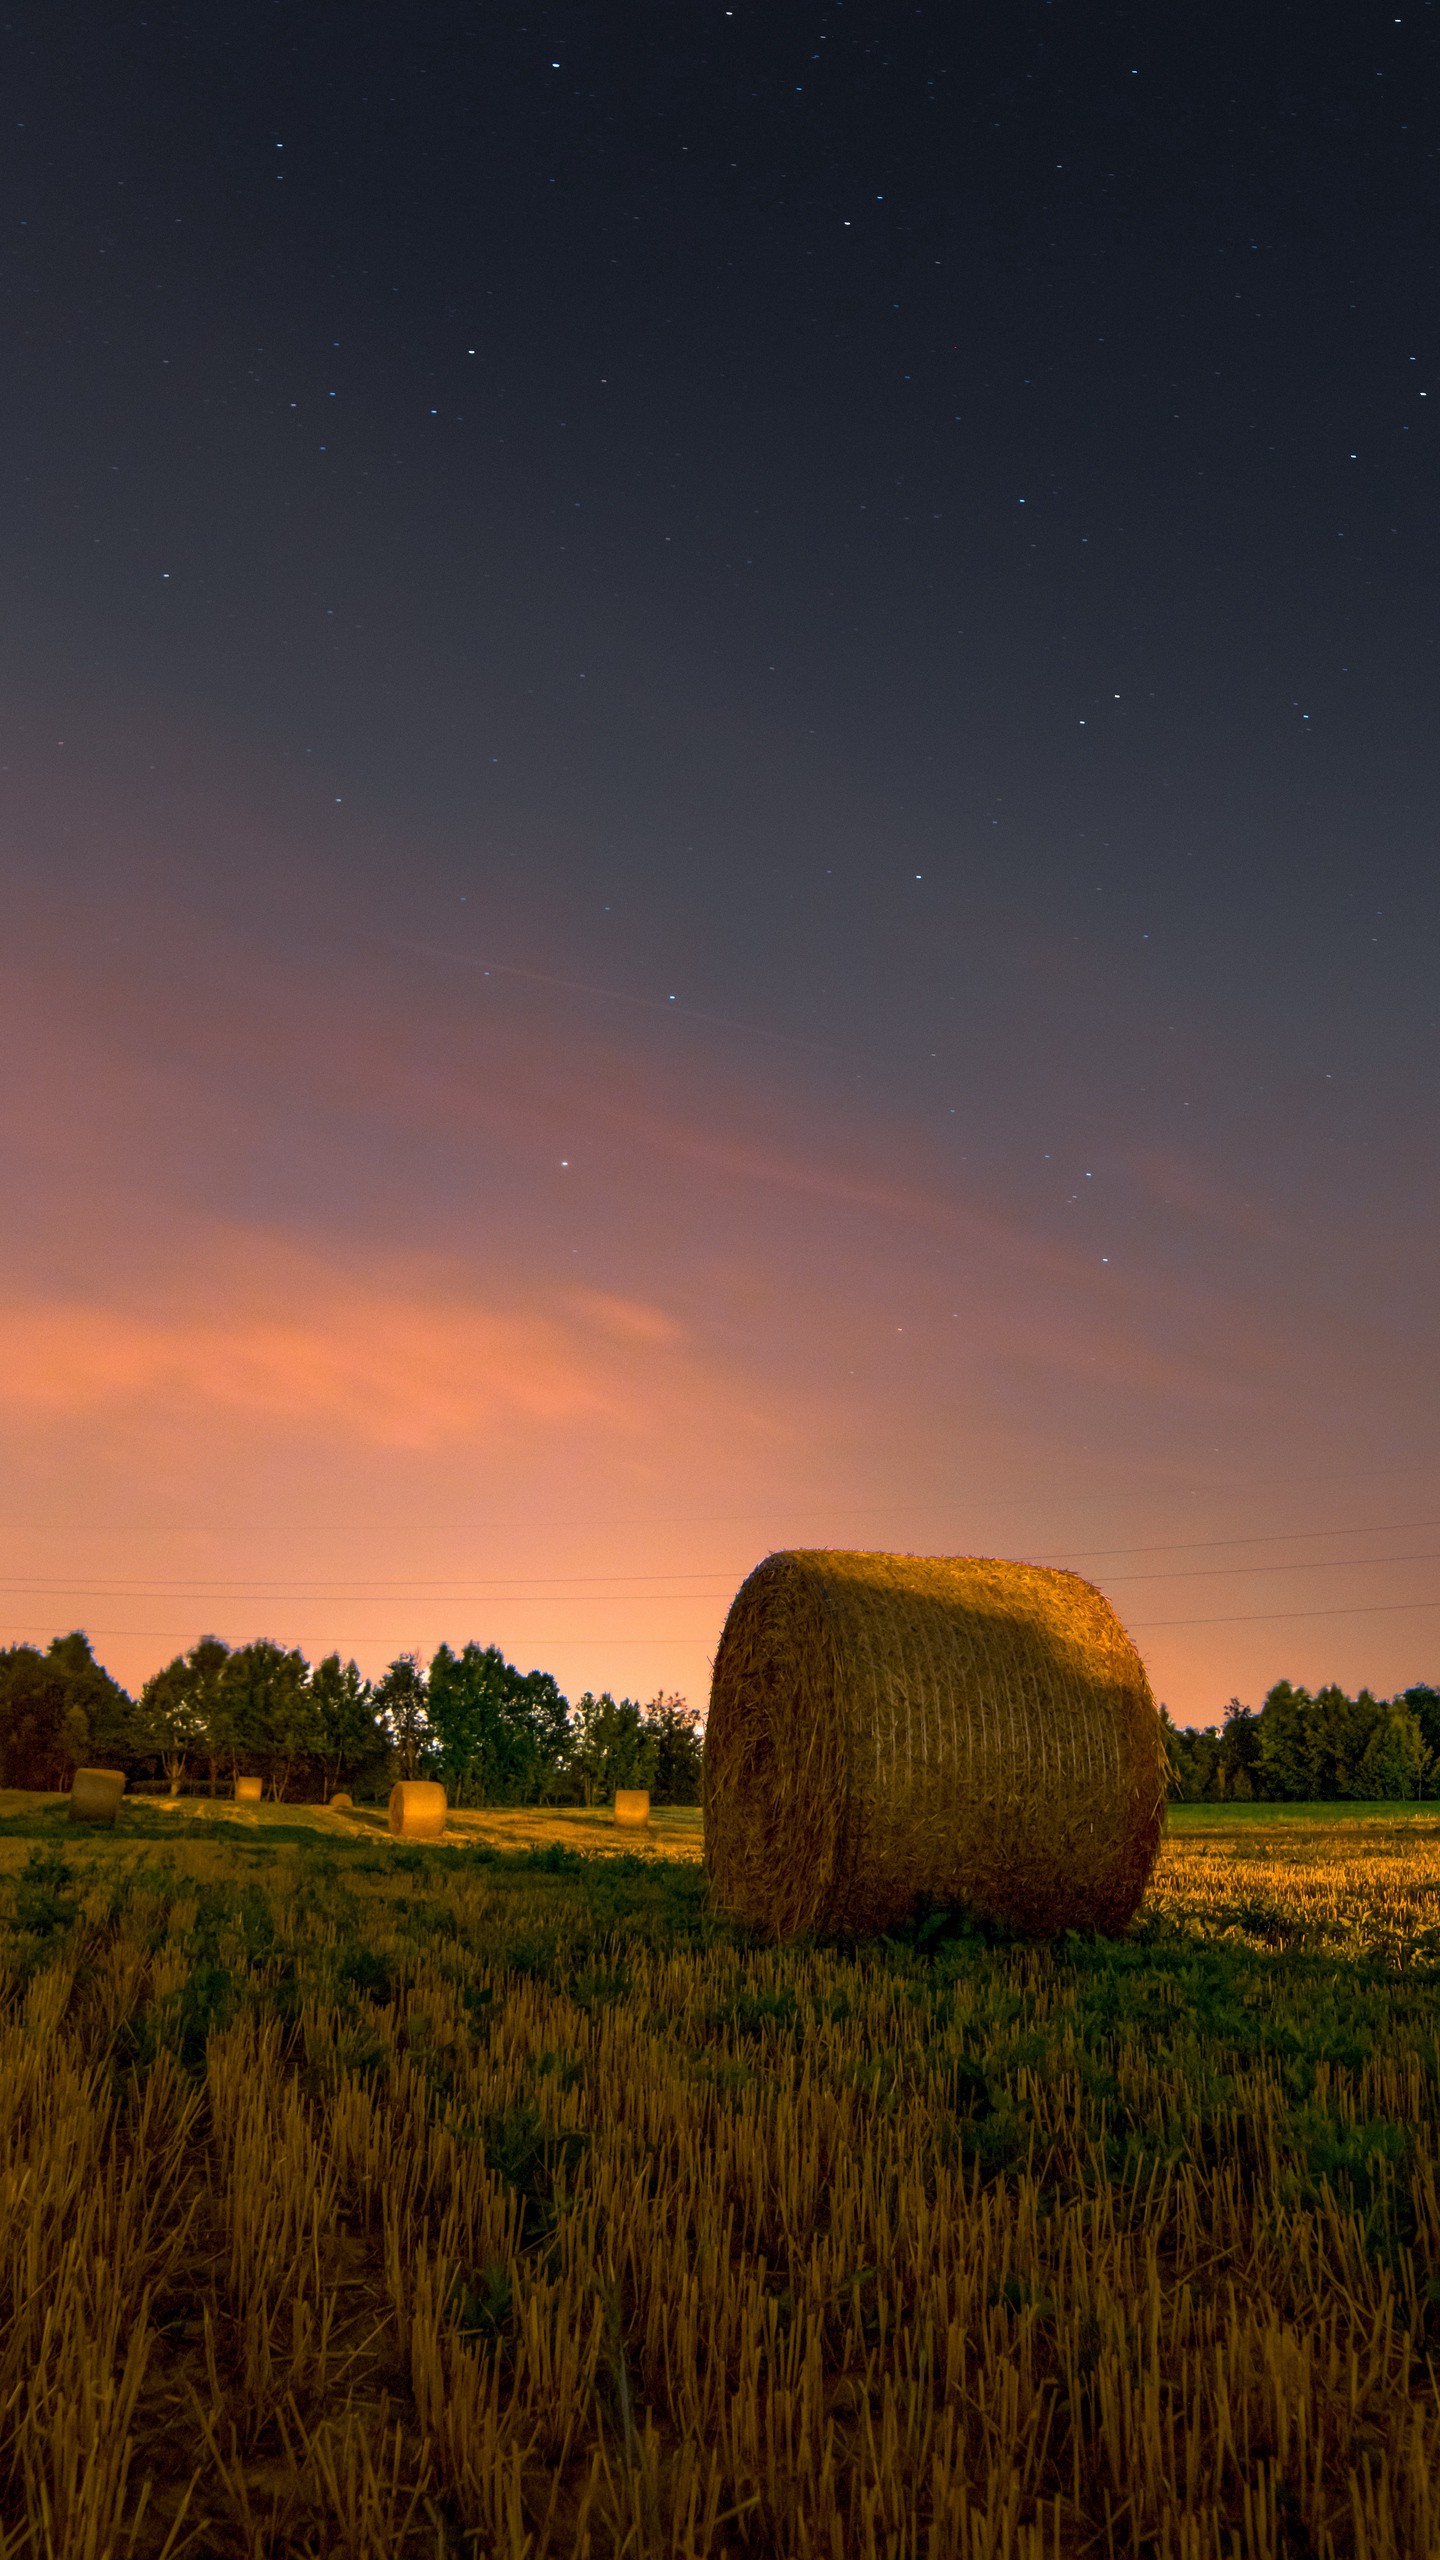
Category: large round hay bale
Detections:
[
  {"x1": 68, "y1": 1767, "x2": 126, "y2": 1826},
  {"x1": 328, "y1": 1791, "x2": 353, "y2": 1810},
  {"x1": 234, "y1": 1774, "x2": 263, "y2": 1802},
  {"x1": 614, "y1": 1789, "x2": 650, "y2": 1827},
  {"x1": 388, "y1": 1780, "x2": 446, "y2": 1840},
  {"x1": 705, "y1": 1550, "x2": 1166, "y2": 1938}
]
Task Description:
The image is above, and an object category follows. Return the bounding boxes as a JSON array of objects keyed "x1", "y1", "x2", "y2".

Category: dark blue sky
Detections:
[{"x1": 1, "y1": 1, "x2": 1436, "y2": 1716}]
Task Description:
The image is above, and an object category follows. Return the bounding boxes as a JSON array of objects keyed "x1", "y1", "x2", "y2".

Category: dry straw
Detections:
[
  {"x1": 613, "y1": 1789, "x2": 651, "y2": 1828},
  {"x1": 234, "y1": 1775, "x2": 263, "y2": 1802},
  {"x1": 704, "y1": 1549, "x2": 1166, "y2": 1937},
  {"x1": 328, "y1": 1791, "x2": 353, "y2": 1810},
  {"x1": 68, "y1": 1766, "x2": 126, "y2": 1826},
  {"x1": 389, "y1": 1780, "x2": 446, "y2": 1840}
]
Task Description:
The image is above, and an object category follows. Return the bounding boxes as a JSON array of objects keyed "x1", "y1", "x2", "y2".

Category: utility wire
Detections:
[
  {"x1": 4, "y1": 1594, "x2": 1440, "y2": 1649},
  {"x1": 2, "y1": 1539, "x2": 1439, "y2": 1598}
]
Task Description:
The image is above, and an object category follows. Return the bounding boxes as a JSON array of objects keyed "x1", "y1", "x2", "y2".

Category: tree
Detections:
[
  {"x1": 139, "y1": 1637, "x2": 230, "y2": 1791},
  {"x1": 639, "y1": 1694, "x2": 703, "y2": 1803},
  {"x1": 0, "y1": 1634, "x2": 134, "y2": 1790},
  {"x1": 1311, "y1": 1685, "x2": 1385, "y2": 1798},
  {"x1": 311, "y1": 1655, "x2": 387, "y2": 1797},
  {"x1": 1357, "y1": 1703, "x2": 1432, "y2": 1802},
  {"x1": 376, "y1": 1654, "x2": 430, "y2": 1780},
  {"x1": 1157, "y1": 1717, "x2": 1223, "y2": 1801},
  {"x1": 1192, "y1": 1730, "x2": 1225, "y2": 1799},
  {"x1": 1218, "y1": 1699, "x2": 1262, "y2": 1797},
  {"x1": 566, "y1": 1693, "x2": 655, "y2": 1807},
  {"x1": 0, "y1": 1645, "x2": 51, "y2": 1787},
  {"x1": 220, "y1": 1641, "x2": 314, "y2": 1797},
  {"x1": 1402, "y1": 1685, "x2": 1440, "y2": 1783},
  {"x1": 426, "y1": 1643, "x2": 569, "y2": 1805},
  {"x1": 1255, "y1": 1681, "x2": 1317, "y2": 1802},
  {"x1": 48, "y1": 1631, "x2": 134, "y2": 1767}
]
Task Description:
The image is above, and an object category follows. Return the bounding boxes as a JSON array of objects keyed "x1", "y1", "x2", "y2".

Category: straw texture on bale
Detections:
[
  {"x1": 705, "y1": 1550, "x2": 1166, "y2": 1938},
  {"x1": 388, "y1": 1780, "x2": 446, "y2": 1840},
  {"x1": 234, "y1": 1775, "x2": 263, "y2": 1802},
  {"x1": 68, "y1": 1767, "x2": 126, "y2": 1826},
  {"x1": 613, "y1": 1789, "x2": 651, "y2": 1827}
]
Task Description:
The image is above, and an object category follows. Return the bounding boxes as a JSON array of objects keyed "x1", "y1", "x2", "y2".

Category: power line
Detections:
[
  {"x1": 0, "y1": 1625, "x2": 692, "y2": 1647},
  {"x1": 1109, "y1": 1547, "x2": 1440, "y2": 1588},
  {"x1": 5, "y1": 1594, "x2": 1440, "y2": 1651},
  {"x1": 1, "y1": 1535, "x2": 1438, "y2": 1600},
  {"x1": 1073, "y1": 1516, "x2": 1440, "y2": 1564},
  {"x1": 1132, "y1": 1597, "x2": 1440, "y2": 1631}
]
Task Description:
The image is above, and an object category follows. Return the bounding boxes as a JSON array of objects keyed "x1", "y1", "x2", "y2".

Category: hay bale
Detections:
[
  {"x1": 68, "y1": 1766, "x2": 126, "y2": 1826},
  {"x1": 704, "y1": 1550, "x2": 1166, "y2": 1938},
  {"x1": 613, "y1": 1789, "x2": 651, "y2": 1827},
  {"x1": 388, "y1": 1780, "x2": 446, "y2": 1840},
  {"x1": 328, "y1": 1791, "x2": 353, "y2": 1809},
  {"x1": 234, "y1": 1775, "x2": 263, "y2": 1802}
]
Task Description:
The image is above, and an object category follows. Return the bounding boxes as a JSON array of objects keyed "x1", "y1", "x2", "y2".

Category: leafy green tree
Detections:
[
  {"x1": 140, "y1": 1637, "x2": 230, "y2": 1790},
  {"x1": 1255, "y1": 1681, "x2": 1317, "y2": 1801},
  {"x1": 47, "y1": 1631, "x2": 134, "y2": 1766},
  {"x1": 1218, "y1": 1700, "x2": 1263, "y2": 1796},
  {"x1": 1158, "y1": 1717, "x2": 1222, "y2": 1800},
  {"x1": 1401, "y1": 1685, "x2": 1440, "y2": 1785},
  {"x1": 1195, "y1": 1732, "x2": 1225, "y2": 1799},
  {"x1": 0, "y1": 1634, "x2": 134, "y2": 1789},
  {"x1": 566, "y1": 1693, "x2": 655, "y2": 1806},
  {"x1": 1357, "y1": 1703, "x2": 1432, "y2": 1801},
  {"x1": 639, "y1": 1694, "x2": 703, "y2": 1803},
  {"x1": 1311, "y1": 1685, "x2": 1384, "y2": 1798},
  {"x1": 426, "y1": 1643, "x2": 569, "y2": 1805},
  {"x1": 220, "y1": 1640, "x2": 314, "y2": 1797},
  {"x1": 376, "y1": 1654, "x2": 431, "y2": 1780},
  {"x1": 311, "y1": 1654, "x2": 387, "y2": 1797}
]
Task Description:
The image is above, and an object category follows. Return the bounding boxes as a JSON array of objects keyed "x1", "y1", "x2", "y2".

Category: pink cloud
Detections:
[{"x1": 0, "y1": 1242, "x2": 707, "y2": 1451}]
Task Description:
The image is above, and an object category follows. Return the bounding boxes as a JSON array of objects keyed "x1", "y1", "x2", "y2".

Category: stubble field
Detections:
[{"x1": 3, "y1": 1793, "x2": 1440, "y2": 2559}]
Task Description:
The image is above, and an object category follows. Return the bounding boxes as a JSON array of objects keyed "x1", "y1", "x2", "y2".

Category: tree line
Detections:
[
  {"x1": 0, "y1": 1631, "x2": 704, "y2": 1806},
  {"x1": 5, "y1": 1631, "x2": 1436, "y2": 1811},
  {"x1": 1162, "y1": 1680, "x2": 1440, "y2": 1801}
]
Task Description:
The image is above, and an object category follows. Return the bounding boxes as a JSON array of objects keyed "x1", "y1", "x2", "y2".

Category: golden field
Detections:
[{"x1": 3, "y1": 1795, "x2": 1440, "y2": 2557}]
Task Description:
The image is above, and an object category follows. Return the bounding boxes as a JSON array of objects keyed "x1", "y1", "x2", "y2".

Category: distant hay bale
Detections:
[
  {"x1": 388, "y1": 1780, "x2": 446, "y2": 1840},
  {"x1": 614, "y1": 1789, "x2": 651, "y2": 1827},
  {"x1": 234, "y1": 1775, "x2": 263, "y2": 1803},
  {"x1": 328, "y1": 1791, "x2": 353, "y2": 1809},
  {"x1": 68, "y1": 1767, "x2": 126, "y2": 1826},
  {"x1": 704, "y1": 1550, "x2": 1166, "y2": 1939}
]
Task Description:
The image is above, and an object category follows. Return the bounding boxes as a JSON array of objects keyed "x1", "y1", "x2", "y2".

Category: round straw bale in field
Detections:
[
  {"x1": 234, "y1": 1774, "x2": 263, "y2": 1802},
  {"x1": 328, "y1": 1791, "x2": 353, "y2": 1809},
  {"x1": 389, "y1": 1779, "x2": 446, "y2": 1840},
  {"x1": 614, "y1": 1789, "x2": 650, "y2": 1827},
  {"x1": 705, "y1": 1551, "x2": 1166, "y2": 1939},
  {"x1": 68, "y1": 1766, "x2": 126, "y2": 1826}
]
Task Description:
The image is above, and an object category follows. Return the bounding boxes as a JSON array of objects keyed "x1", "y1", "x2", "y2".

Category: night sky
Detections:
[{"x1": 2, "y1": 2, "x2": 1437, "y2": 1723}]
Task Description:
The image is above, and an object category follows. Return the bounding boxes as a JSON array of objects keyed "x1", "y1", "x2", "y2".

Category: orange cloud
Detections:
[{"x1": 0, "y1": 1245, "x2": 704, "y2": 1451}]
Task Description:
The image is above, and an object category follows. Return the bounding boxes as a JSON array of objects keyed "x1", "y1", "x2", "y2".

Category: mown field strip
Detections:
[{"x1": 2, "y1": 1806, "x2": 1439, "y2": 2556}]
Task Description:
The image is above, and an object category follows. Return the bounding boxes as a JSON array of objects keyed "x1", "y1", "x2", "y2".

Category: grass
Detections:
[
  {"x1": 3, "y1": 1798, "x2": 1440, "y2": 2555},
  {"x1": 0, "y1": 1791, "x2": 707, "y2": 1862}
]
